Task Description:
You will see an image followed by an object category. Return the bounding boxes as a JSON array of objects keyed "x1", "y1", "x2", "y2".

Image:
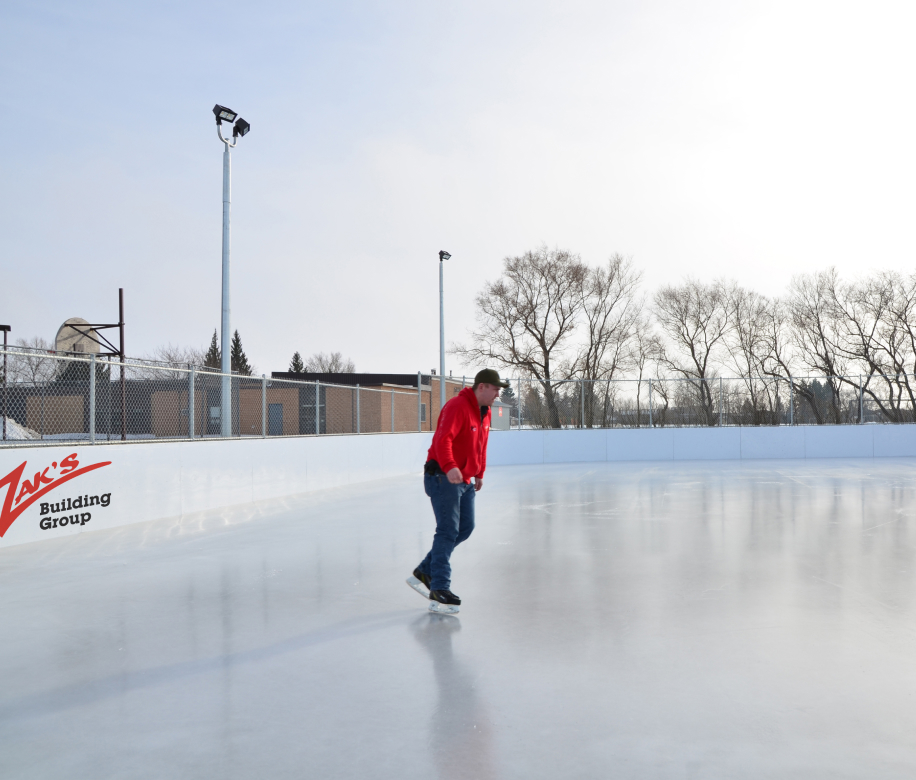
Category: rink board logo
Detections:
[{"x1": 0, "y1": 453, "x2": 112, "y2": 537}]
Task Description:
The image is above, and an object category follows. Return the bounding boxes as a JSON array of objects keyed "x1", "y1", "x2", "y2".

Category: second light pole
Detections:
[
  {"x1": 438, "y1": 250, "x2": 451, "y2": 410},
  {"x1": 213, "y1": 104, "x2": 251, "y2": 437}
]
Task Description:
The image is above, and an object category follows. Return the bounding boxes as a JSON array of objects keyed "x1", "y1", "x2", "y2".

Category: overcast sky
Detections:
[{"x1": 2, "y1": 1, "x2": 915, "y2": 375}]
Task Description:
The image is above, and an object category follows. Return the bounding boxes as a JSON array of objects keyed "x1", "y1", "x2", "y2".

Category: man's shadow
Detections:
[{"x1": 410, "y1": 614, "x2": 498, "y2": 780}]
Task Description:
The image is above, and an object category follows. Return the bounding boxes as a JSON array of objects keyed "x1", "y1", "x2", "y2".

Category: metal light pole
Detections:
[
  {"x1": 213, "y1": 105, "x2": 251, "y2": 437},
  {"x1": 1, "y1": 325, "x2": 9, "y2": 441},
  {"x1": 219, "y1": 129, "x2": 234, "y2": 437},
  {"x1": 438, "y1": 250, "x2": 451, "y2": 410}
]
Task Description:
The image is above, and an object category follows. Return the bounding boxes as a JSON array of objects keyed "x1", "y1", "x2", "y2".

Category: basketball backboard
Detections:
[{"x1": 55, "y1": 318, "x2": 101, "y2": 355}]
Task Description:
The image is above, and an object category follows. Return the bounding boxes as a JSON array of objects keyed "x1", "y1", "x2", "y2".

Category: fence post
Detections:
[
  {"x1": 189, "y1": 366, "x2": 195, "y2": 439},
  {"x1": 315, "y1": 380, "x2": 320, "y2": 435},
  {"x1": 262, "y1": 375, "x2": 267, "y2": 437},
  {"x1": 106, "y1": 357, "x2": 112, "y2": 440},
  {"x1": 89, "y1": 353, "x2": 96, "y2": 444},
  {"x1": 356, "y1": 384, "x2": 360, "y2": 434},
  {"x1": 417, "y1": 372, "x2": 422, "y2": 431},
  {"x1": 649, "y1": 379, "x2": 654, "y2": 428},
  {"x1": 789, "y1": 376, "x2": 794, "y2": 426},
  {"x1": 719, "y1": 376, "x2": 723, "y2": 427},
  {"x1": 580, "y1": 379, "x2": 585, "y2": 428},
  {"x1": 120, "y1": 356, "x2": 126, "y2": 442},
  {"x1": 1, "y1": 343, "x2": 5, "y2": 442},
  {"x1": 391, "y1": 390, "x2": 395, "y2": 432},
  {"x1": 517, "y1": 378, "x2": 522, "y2": 429},
  {"x1": 859, "y1": 374, "x2": 863, "y2": 423},
  {"x1": 607, "y1": 378, "x2": 612, "y2": 428}
]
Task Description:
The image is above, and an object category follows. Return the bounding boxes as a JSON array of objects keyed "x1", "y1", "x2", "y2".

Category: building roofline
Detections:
[{"x1": 270, "y1": 372, "x2": 467, "y2": 387}]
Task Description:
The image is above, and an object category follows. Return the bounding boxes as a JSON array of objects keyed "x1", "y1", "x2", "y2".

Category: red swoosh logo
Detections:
[{"x1": 0, "y1": 461, "x2": 111, "y2": 537}]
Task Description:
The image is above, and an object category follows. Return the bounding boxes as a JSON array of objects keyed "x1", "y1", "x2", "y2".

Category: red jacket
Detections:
[{"x1": 427, "y1": 387, "x2": 491, "y2": 483}]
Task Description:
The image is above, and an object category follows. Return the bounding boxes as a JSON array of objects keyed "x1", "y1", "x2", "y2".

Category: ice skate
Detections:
[
  {"x1": 406, "y1": 568, "x2": 431, "y2": 598},
  {"x1": 428, "y1": 589, "x2": 461, "y2": 615}
]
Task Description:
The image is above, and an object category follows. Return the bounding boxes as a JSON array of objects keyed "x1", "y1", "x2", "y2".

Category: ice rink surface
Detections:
[{"x1": 3, "y1": 458, "x2": 916, "y2": 779}]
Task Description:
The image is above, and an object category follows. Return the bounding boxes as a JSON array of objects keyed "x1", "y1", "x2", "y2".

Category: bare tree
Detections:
[
  {"x1": 885, "y1": 272, "x2": 916, "y2": 374},
  {"x1": 453, "y1": 257, "x2": 916, "y2": 430},
  {"x1": 9, "y1": 337, "x2": 57, "y2": 385},
  {"x1": 453, "y1": 246, "x2": 587, "y2": 428},
  {"x1": 573, "y1": 254, "x2": 643, "y2": 426},
  {"x1": 653, "y1": 279, "x2": 731, "y2": 426},
  {"x1": 144, "y1": 343, "x2": 207, "y2": 368},
  {"x1": 746, "y1": 298, "x2": 805, "y2": 423},
  {"x1": 119, "y1": 343, "x2": 210, "y2": 382},
  {"x1": 630, "y1": 315, "x2": 665, "y2": 427},
  {"x1": 826, "y1": 271, "x2": 916, "y2": 422},
  {"x1": 575, "y1": 255, "x2": 643, "y2": 379},
  {"x1": 756, "y1": 298, "x2": 795, "y2": 377},
  {"x1": 786, "y1": 269, "x2": 848, "y2": 423},
  {"x1": 724, "y1": 286, "x2": 780, "y2": 425},
  {"x1": 306, "y1": 352, "x2": 355, "y2": 373},
  {"x1": 879, "y1": 272, "x2": 916, "y2": 420}
]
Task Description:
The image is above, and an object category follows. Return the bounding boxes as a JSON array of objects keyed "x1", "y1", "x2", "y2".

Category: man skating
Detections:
[{"x1": 407, "y1": 369, "x2": 509, "y2": 614}]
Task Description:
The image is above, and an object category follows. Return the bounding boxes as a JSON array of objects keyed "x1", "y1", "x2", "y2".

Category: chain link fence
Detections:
[
  {"x1": 3, "y1": 348, "x2": 916, "y2": 446},
  {"x1": 0, "y1": 349, "x2": 437, "y2": 447},
  {"x1": 510, "y1": 374, "x2": 916, "y2": 429}
]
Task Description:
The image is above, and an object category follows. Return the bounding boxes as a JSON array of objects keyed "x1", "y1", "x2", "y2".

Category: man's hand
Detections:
[
  {"x1": 474, "y1": 478, "x2": 483, "y2": 492},
  {"x1": 447, "y1": 467, "x2": 463, "y2": 485}
]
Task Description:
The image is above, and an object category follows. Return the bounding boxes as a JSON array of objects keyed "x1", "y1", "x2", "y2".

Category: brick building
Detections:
[{"x1": 268, "y1": 372, "x2": 469, "y2": 434}]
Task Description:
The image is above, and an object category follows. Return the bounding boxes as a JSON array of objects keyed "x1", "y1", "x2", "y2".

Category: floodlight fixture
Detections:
[
  {"x1": 439, "y1": 250, "x2": 451, "y2": 261},
  {"x1": 233, "y1": 118, "x2": 251, "y2": 137},
  {"x1": 213, "y1": 104, "x2": 239, "y2": 124},
  {"x1": 0, "y1": 325, "x2": 10, "y2": 332}
]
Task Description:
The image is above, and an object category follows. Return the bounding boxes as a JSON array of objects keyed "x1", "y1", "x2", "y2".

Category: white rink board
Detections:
[
  {"x1": 3, "y1": 424, "x2": 915, "y2": 549},
  {"x1": 486, "y1": 424, "x2": 916, "y2": 464},
  {"x1": 0, "y1": 433, "x2": 433, "y2": 549}
]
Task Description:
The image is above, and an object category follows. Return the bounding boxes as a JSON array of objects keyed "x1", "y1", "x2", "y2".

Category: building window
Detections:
[{"x1": 421, "y1": 403, "x2": 427, "y2": 423}]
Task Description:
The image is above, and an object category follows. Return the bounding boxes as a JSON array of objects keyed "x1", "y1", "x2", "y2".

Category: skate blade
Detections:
[
  {"x1": 428, "y1": 601, "x2": 459, "y2": 615},
  {"x1": 406, "y1": 576, "x2": 430, "y2": 598}
]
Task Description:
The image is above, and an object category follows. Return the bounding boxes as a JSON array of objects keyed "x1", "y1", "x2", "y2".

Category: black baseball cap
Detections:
[{"x1": 473, "y1": 369, "x2": 510, "y2": 388}]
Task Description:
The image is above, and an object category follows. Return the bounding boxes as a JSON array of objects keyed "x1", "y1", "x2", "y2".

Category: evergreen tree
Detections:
[
  {"x1": 230, "y1": 330, "x2": 253, "y2": 376},
  {"x1": 500, "y1": 385, "x2": 517, "y2": 404},
  {"x1": 289, "y1": 351, "x2": 305, "y2": 373},
  {"x1": 204, "y1": 330, "x2": 221, "y2": 370}
]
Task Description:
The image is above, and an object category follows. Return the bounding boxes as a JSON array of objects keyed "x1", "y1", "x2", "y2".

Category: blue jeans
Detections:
[{"x1": 417, "y1": 473, "x2": 476, "y2": 592}]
